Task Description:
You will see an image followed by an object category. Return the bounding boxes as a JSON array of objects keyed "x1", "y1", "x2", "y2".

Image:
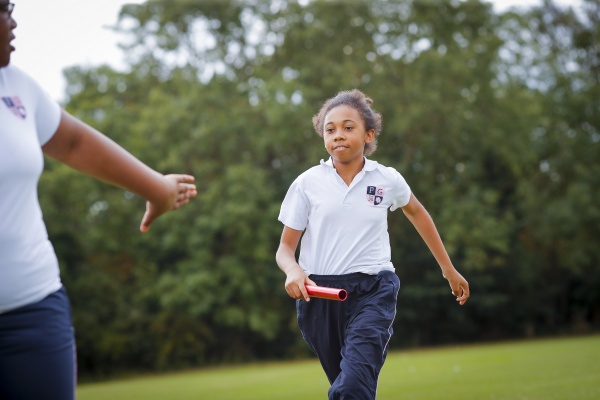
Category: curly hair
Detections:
[{"x1": 312, "y1": 89, "x2": 383, "y2": 156}]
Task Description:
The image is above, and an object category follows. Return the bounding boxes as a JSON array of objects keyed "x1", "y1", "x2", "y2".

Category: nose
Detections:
[
  {"x1": 333, "y1": 129, "x2": 345, "y2": 141},
  {"x1": 4, "y1": 15, "x2": 16, "y2": 30}
]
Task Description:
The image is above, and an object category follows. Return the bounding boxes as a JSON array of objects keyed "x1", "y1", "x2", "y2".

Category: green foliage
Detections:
[{"x1": 38, "y1": 0, "x2": 600, "y2": 377}]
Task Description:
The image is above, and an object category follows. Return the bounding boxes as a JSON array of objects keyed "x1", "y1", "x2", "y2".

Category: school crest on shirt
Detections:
[
  {"x1": 2, "y1": 96, "x2": 27, "y2": 119},
  {"x1": 366, "y1": 186, "x2": 385, "y2": 206}
]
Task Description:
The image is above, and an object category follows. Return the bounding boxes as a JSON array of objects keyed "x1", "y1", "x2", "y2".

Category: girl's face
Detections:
[
  {"x1": 323, "y1": 105, "x2": 374, "y2": 166},
  {"x1": 0, "y1": 1, "x2": 16, "y2": 68}
]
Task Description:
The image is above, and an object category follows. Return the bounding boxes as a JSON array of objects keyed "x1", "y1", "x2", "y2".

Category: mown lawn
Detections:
[{"x1": 78, "y1": 334, "x2": 600, "y2": 400}]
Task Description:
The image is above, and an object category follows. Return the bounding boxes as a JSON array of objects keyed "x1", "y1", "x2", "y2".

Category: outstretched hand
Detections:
[
  {"x1": 140, "y1": 174, "x2": 197, "y2": 232},
  {"x1": 444, "y1": 269, "x2": 470, "y2": 305}
]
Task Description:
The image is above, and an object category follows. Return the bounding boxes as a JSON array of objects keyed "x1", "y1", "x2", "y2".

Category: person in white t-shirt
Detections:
[
  {"x1": 276, "y1": 89, "x2": 470, "y2": 400},
  {"x1": 0, "y1": 3, "x2": 197, "y2": 399}
]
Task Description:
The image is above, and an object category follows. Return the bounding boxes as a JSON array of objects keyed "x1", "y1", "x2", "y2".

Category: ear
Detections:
[{"x1": 364, "y1": 129, "x2": 375, "y2": 143}]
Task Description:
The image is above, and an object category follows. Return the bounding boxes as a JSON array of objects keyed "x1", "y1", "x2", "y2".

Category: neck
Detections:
[{"x1": 332, "y1": 157, "x2": 365, "y2": 186}]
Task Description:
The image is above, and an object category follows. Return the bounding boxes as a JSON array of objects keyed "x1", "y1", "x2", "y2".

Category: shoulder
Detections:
[
  {"x1": 1, "y1": 64, "x2": 47, "y2": 99},
  {"x1": 2, "y1": 64, "x2": 37, "y2": 85},
  {"x1": 365, "y1": 158, "x2": 405, "y2": 180},
  {"x1": 295, "y1": 162, "x2": 330, "y2": 183},
  {"x1": 366, "y1": 159, "x2": 411, "y2": 197}
]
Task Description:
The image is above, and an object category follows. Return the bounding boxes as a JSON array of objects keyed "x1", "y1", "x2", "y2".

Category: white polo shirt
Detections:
[
  {"x1": 0, "y1": 64, "x2": 62, "y2": 313},
  {"x1": 278, "y1": 157, "x2": 411, "y2": 276}
]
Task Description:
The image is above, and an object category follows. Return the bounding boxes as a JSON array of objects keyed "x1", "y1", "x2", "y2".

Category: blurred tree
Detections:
[
  {"x1": 36, "y1": 0, "x2": 599, "y2": 377},
  {"x1": 507, "y1": 0, "x2": 600, "y2": 335}
]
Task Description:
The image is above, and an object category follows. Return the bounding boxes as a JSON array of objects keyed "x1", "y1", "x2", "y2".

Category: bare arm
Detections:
[
  {"x1": 42, "y1": 110, "x2": 197, "y2": 232},
  {"x1": 275, "y1": 226, "x2": 316, "y2": 301},
  {"x1": 402, "y1": 193, "x2": 470, "y2": 305}
]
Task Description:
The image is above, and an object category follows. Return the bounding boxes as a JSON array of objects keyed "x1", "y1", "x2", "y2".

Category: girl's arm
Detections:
[
  {"x1": 42, "y1": 110, "x2": 197, "y2": 232},
  {"x1": 401, "y1": 193, "x2": 470, "y2": 305},
  {"x1": 275, "y1": 226, "x2": 316, "y2": 301}
]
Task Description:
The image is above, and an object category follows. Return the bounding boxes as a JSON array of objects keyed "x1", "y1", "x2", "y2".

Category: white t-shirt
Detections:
[
  {"x1": 278, "y1": 157, "x2": 412, "y2": 276},
  {"x1": 0, "y1": 64, "x2": 62, "y2": 313}
]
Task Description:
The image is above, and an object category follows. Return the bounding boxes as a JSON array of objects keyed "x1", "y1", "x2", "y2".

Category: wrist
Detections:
[
  {"x1": 283, "y1": 263, "x2": 302, "y2": 276},
  {"x1": 440, "y1": 265, "x2": 455, "y2": 278}
]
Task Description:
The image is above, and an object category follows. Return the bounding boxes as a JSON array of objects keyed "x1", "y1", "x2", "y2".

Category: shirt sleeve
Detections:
[
  {"x1": 389, "y1": 167, "x2": 412, "y2": 211},
  {"x1": 33, "y1": 82, "x2": 61, "y2": 146},
  {"x1": 278, "y1": 176, "x2": 310, "y2": 231}
]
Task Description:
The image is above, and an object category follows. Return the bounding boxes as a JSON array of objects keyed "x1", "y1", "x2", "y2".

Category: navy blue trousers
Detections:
[
  {"x1": 297, "y1": 270, "x2": 400, "y2": 400},
  {"x1": 0, "y1": 287, "x2": 76, "y2": 400}
]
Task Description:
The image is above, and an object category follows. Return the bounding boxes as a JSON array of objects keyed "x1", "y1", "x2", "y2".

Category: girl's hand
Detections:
[
  {"x1": 285, "y1": 265, "x2": 316, "y2": 302},
  {"x1": 444, "y1": 269, "x2": 470, "y2": 305},
  {"x1": 140, "y1": 174, "x2": 197, "y2": 232}
]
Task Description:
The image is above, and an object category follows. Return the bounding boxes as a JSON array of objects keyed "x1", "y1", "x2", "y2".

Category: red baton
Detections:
[{"x1": 306, "y1": 285, "x2": 348, "y2": 301}]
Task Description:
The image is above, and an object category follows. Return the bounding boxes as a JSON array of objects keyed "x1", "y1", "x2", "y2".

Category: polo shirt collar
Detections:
[{"x1": 320, "y1": 157, "x2": 379, "y2": 172}]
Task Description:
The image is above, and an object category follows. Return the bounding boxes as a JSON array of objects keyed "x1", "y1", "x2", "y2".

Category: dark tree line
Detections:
[{"x1": 37, "y1": 0, "x2": 599, "y2": 378}]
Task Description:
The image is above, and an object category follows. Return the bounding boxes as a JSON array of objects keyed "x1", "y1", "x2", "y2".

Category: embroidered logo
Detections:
[
  {"x1": 2, "y1": 96, "x2": 27, "y2": 119},
  {"x1": 366, "y1": 186, "x2": 385, "y2": 206}
]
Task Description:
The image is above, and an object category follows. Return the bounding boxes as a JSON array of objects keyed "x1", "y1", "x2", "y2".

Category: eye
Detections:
[
  {"x1": 325, "y1": 127, "x2": 334, "y2": 134},
  {"x1": 345, "y1": 125, "x2": 354, "y2": 131}
]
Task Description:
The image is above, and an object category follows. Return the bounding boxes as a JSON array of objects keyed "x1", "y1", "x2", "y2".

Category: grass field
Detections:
[{"x1": 77, "y1": 334, "x2": 600, "y2": 400}]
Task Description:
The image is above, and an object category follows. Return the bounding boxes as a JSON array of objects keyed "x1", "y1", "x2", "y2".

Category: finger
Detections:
[
  {"x1": 173, "y1": 195, "x2": 191, "y2": 209},
  {"x1": 460, "y1": 282, "x2": 470, "y2": 297},
  {"x1": 294, "y1": 287, "x2": 308, "y2": 301},
  {"x1": 285, "y1": 286, "x2": 295, "y2": 299},
  {"x1": 285, "y1": 283, "x2": 302, "y2": 300},
  {"x1": 456, "y1": 286, "x2": 470, "y2": 305},
  {"x1": 172, "y1": 188, "x2": 197, "y2": 209},
  {"x1": 181, "y1": 187, "x2": 197, "y2": 199},
  {"x1": 174, "y1": 174, "x2": 195, "y2": 184},
  {"x1": 303, "y1": 278, "x2": 318, "y2": 301},
  {"x1": 289, "y1": 281, "x2": 309, "y2": 301},
  {"x1": 299, "y1": 284, "x2": 311, "y2": 302},
  {"x1": 140, "y1": 204, "x2": 153, "y2": 233},
  {"x1": 179, "y1": 183, "x2": 197, "y2": 193}
]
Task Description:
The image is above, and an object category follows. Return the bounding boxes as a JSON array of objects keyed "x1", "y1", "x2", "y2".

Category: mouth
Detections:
[{"x1": 333, "y1": 145, "x2": 348, "y2": 151}]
